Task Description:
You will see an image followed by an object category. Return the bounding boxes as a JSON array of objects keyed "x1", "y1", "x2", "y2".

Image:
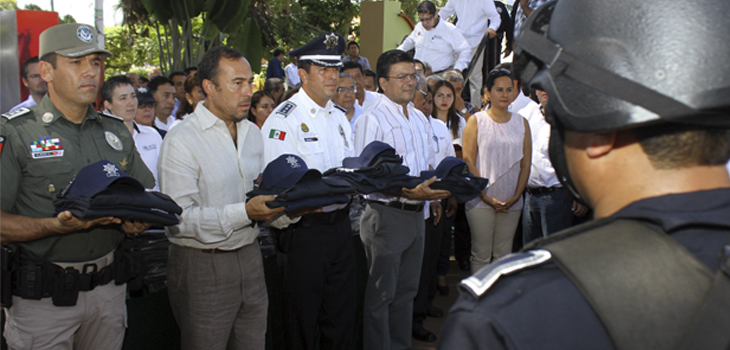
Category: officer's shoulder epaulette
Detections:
[
  {"x1": 459, "y1": 249, "x2": 552, "y2": 299},
  {"x1": 333, "y1": 104, "x2": 347, "y2": 114},
  {"x1": 1, "y1": 107, "x2": 31, "y2": 121},
  {"x1": 98, "y1": 110, "x2": 124, "y2": 122},
  {"x1": 275, "y1": 101, "x2": 297, "y2": 117}
]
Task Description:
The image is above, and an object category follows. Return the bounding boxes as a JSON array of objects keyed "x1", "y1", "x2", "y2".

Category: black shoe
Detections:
[
  {"x1": 427, "y1": 306, "x2": 444, "y2": 318},
  {"x1": 438, "y1": 284, "x2": 449, "y2": 296},
  {"x1": 412, "y1": 327, "x2": 438, "y2": 342}
]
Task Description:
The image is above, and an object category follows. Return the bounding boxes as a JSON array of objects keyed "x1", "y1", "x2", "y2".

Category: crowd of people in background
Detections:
[{"x1": 4, "y1": 0, "x2": 729, "y2": 349}]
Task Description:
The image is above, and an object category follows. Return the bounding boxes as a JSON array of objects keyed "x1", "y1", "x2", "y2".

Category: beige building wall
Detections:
[{"x1": 360, "y1": 1, "x2": 413, "y2": 73}]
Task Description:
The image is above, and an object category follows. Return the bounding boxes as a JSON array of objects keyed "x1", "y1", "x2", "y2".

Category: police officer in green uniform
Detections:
[{"x1": 0, "y1": 23, "x2": 154, "y2": 350}]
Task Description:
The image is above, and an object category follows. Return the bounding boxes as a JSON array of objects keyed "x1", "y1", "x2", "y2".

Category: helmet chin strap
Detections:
[{"x1": 548, "y1": 120, "x2": 589, "y2": 207}]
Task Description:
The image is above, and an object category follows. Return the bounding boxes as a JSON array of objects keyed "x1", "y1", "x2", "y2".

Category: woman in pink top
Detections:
[{"x1": 462, "y1": 69, "x2": 532, "y2": 273}]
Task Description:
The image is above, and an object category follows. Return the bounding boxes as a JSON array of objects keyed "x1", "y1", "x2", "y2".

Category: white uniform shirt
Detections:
[
  {"x1": 439, "y1": 0, "x2": 501, "y2": 49},
  {"x1": 430, "y1": 118, "x2": 457, "y2": 164},
  {"x1": 158, "y1": 101, "x2": 265, "y2": 250},
  {"x1": 349, "y1": 103, "x2": 364, "y2": 130},
  {"x1": 133, "y1": 123, "x2": 163, "y2": 191},
  {"x1": 508, "y1": 90, "x2": 535, "y2": 115},
  {"x1": 261, "y1": 90, "x2": 354, "y2": 172},
  {"x1": 285, "y1": 63, "x2": 300, "y2": 88},
  {"x1": 353, "y1": 95, "x2": 437, "y2": 204},
  {"x1": 9, "y1": 95, "x2": 37, "y2": 112},
  {"x1": 397, "y1": 20, "x2": 471, "y2": 72}
]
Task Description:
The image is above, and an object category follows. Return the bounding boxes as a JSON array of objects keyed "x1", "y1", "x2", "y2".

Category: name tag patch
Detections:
[
  {"x1": 304, "y1": 137, "x2": 319, "y2": 142},
  {"x1": 30, "y1": 136, "x2": 64, "y2": 159}
]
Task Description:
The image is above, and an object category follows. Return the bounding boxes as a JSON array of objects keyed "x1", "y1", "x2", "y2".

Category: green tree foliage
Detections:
[
  {"x1": 59, "y1": 14, "x2": 76, "y2": 23},
  {"x1": 104, "y1": 24, "x2": 161, "y2": 76},
  {"x1": 0, "y1": 0, "x2": 17, "y2": 11}
]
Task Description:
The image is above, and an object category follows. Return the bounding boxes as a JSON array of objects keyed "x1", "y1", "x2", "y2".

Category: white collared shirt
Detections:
[
  {"x1": 397, "y1": 20, "x2": 471, "y2": 72},
  {"x1": 517, "y1": 101, "x2": 561, "y2": 189},
  {"x1": 439, "y1": 0, "x2": 501, "y2": 49},
  {"x1": 285, "y1": 63, "x2": 300, "y2": 88},
  {"x1": 158, "y1": 101, "x2": 264, "y2": 250},
  {"x1": 359, "y1": 90, "x2": 382, "y2": 112},
  {"x1": 261, "y1": 90, "x2": 354, "y2": 172},
  {"x1": 154, "y1": 114, "x2": 177, "y2": 132},
  {"x1": 353, "y1": 95, "x2": 437, "y2": 204},
  {"x1": 133, "y1": 122, "x2": 162, "y2": 191},
  {"x1": 9, "y1": 95, "x2": 37, "y2": 112},
  {"x1": 429, "y1": 118, "x2": 457, "y2": 164}
]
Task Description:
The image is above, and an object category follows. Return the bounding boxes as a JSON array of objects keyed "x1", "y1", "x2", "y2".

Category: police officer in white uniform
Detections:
[{"x1": 260, "y1": 32, "x2": 357, "y2": 350}]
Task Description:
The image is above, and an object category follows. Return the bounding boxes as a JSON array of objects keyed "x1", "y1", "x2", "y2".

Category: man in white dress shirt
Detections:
[
  {"x1": 439, "y1": 0, "x2": 501, "y2": 110},
  {"x1": 353, "y1": 49, "x2": 451, "y2": 350},
  {"x1": 285, "y1": 55, "x2": 300, "y2": 88},
  {"x1": 397, "y1": 1, "x2": 471, "y2": 76},
  {"x1": 9, "y1": 57, "x2": 48, "y2": 112},
  {"x1": 158, "y1": 46, "x2": 287, "y2": 350},
  {"x1": 260, "y1": 32, "x2": 358, "y2": 350},
  {"x1": 149, "y1": 76, "x2": 177, "y2": 132}
]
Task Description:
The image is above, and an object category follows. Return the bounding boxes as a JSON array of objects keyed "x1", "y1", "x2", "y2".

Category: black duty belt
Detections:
[
  {"x1": 299, "y1": 206, "x2": 350, "y2": 227},
  {"x1": 369, "y1": 200, "x2": 424, "y2": 212},
  {"x1": 527, "y1": 186, "x2": 561, "y2": 196}
]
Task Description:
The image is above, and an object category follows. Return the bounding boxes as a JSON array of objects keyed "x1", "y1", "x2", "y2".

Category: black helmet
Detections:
[
  {"x1": 514, "y1": 0, "x2": 730, "y2": 133},
  {"x1": 513, "y1": 0, "x2": 730, "y2": 204}
]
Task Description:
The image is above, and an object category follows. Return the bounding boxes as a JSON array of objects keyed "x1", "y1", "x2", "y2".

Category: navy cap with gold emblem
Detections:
[{"x1": 290, "y1": 32, "x2": 345, "y2": 67}]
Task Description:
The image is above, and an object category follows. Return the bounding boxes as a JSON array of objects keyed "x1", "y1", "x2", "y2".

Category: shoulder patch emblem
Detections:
[
  {"x1": 99, "y1": 111, "x2": 124, "y2": 122},
  {"x1": 277, "y1": 101, "x2": 297, "y2": 117},
  {"x1": 2, "y1": 107, "x2": 30, "y2": 120},
  {"x1": 460, "y1": 249, "x2": 552, "y2": 298}
]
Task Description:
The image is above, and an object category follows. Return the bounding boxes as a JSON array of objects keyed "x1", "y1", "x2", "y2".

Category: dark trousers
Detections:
[
  {"x1": 436, "y1": 214, "x2": 456, "y2": 277},
  {"x1": 413, "y1": 213, "x2": 444, "y2": 329},
  {"x1": 453, "y1": 203, "x2": 472, "y2": 267},
  {"x1": 522, "y1": 187, "x2": 575, "y2": 245},
  {"x1": 278, "y1": 214, "x2": 357, "y2": 350}
]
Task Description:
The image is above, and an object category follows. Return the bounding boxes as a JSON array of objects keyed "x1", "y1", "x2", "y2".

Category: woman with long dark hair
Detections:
[
  {"x1": 248, "y1": 91, "x2": 276, "y2": 129},
  {"x1": 462, "y1": 69, "x2": 531, "y2": 273}
]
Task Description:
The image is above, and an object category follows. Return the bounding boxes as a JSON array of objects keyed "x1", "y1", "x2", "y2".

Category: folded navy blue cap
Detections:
[
  {"x1": 289, "y1": 32, "x2": 345, "y2": 67},
  {"x1": 342, "y1": 141, "x2": 398, "y2": 169},
  {"x1": 420, "y1": 157, "x2": 467, "y2": 179},
  {"x1": 60, "y1": 160, "x2": 145, "y2": 199},
  {"x1": 261, "y1": 154, "x2": 321, "y2": 190}
]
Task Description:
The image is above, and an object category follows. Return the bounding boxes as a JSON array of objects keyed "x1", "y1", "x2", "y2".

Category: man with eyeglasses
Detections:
[
  {"x1": 341, "y1": 61, "x2": 381, "y2": 112},
  {"x1": 353, "y1": 49, "x2": 452, "y2": 350},
  {"x1": 333, "y1": 72, "x2": 363, "y2": 128},
  {"x1": 397, "y1": 0, "x2": 471, "y2": 76}
]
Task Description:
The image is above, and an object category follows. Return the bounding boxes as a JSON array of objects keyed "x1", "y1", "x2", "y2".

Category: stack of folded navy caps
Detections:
[
  {"x1": 53, "y1": 160, "x2": 182, "y2": 225},
  {"x1": 323, "y1": 141, "x2": 421, "y2": 194},
  {"x1": 247, "y1": 154, "x2": 355, "y2": 211},
  {"x1": 419, "y1": 157, "x2": 488, "y2": 203}
]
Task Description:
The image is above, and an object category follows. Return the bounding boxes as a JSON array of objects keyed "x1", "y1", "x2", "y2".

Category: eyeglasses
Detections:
[
  {"x1": 489, "y1": 68, "x2": 511, "y2": 75},
  {"x1": 336, "y1": 86, "x2": 357, "y2": 94},
  {"x1": 417, "y1": 89, "x2": 427, "y2": 97},
  {"x1": 385, "y1": 73, "x2": 418, "y2": 83}
]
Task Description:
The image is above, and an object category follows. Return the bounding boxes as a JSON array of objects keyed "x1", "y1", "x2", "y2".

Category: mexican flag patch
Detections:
[{"x1": 269, "y1": 129, "x2": 286, "y2": 140}]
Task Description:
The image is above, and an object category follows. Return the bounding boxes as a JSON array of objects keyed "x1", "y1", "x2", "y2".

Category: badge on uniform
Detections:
[
  {"x1": 104, "y1": 131, "x2": 123, "y2": 150},
  {"x1": 338, "y1": 125, "x2": 349, "y2": 148},
  {"x1": 301, "y1": 123, "x2": 310, "y2": 133},
  {"x1": 269, "y1": 129, "x2": 287, "y2": 141},
  {"x1": 30, "y1": 136, "x2": 64, "y2": 159},
  {"x1": 42, "y1": 112, "x2": 54, "y2": 124}
]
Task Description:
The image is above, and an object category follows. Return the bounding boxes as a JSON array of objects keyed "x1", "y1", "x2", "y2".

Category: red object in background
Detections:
[{"x1": 15, "y1": 10, "x2": 59, "y2": 102}]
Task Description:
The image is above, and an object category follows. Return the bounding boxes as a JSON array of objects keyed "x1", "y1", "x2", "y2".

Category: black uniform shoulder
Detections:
[
  {"x1": 1, "y1": 107, "x2": 32, "y2": 122},
  {"x1": 460, "y1": 249, "x2": 552, "y2": 299},
  {"x1": 98, "y1": 110, "x2": 124, "y2": 122}
]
